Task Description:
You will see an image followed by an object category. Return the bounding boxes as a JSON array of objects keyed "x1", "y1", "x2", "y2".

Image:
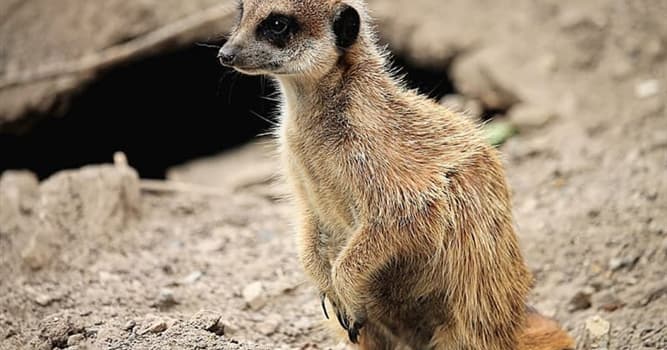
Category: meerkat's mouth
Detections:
[
  {"x1": 232, "y1": 66, "x2": 267, "y2": 75},
  {"x1": 230, "y1": 61, "x2": 284, "y2": 75}
]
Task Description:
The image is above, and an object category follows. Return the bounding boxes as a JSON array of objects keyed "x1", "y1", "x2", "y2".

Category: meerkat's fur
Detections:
[{"x1": 219, "y1": 1, "x2": 575, "y2": 349}]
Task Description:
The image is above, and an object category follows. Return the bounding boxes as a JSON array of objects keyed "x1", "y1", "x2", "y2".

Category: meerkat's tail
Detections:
[{"x1": 518, "y1": 306, "x2": 575, "y2": 350}]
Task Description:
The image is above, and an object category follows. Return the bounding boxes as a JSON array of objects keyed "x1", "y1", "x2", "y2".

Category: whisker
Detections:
[
  {"x1": 195, "y1": 42, "x2": 222, "y2": 49},
  {"x1": 249, "y1": 110, "x2": 279, "y2": 127},
  {"x1": 259, "y1": 95, "x2": 282, "y2": 103},
  {"x1": 263, "y1": 90, "x2": 282, "y2": 98},
  {"x1": 257, "y1": 130, "x2": 275, "y2": 138}
]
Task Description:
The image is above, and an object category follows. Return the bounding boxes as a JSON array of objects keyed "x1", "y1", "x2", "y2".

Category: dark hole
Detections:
[
  {"x1": 389, "y1": 55, "x2": 455, "y2": 101},
  {"x1": 0, "y1": 45, "x2": 456, "y2": 180},
  {"x1": 0, "y1": 44, "x2": 276, "y2": 179}
]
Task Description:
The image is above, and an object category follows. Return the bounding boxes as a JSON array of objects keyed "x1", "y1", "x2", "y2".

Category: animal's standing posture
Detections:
[{"x1": 218, "y1": 1, "x2": 574, "y2": 349}]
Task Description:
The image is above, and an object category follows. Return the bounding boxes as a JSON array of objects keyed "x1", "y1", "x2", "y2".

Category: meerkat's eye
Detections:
[
  {"x1": 259, "y1": 14, "x2": 298, "y2": 47},
  {"x1": 268, "y1": 16, "x2": 289, "y2": 35}
]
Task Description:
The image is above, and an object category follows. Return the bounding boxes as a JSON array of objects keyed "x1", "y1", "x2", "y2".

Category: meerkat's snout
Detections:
[
  {"x1": 217, "y1": 38, "x2": 261, "y2": 74},
  {"x1": 217, "y1": 45, "x2": 238, "y2": 67}
]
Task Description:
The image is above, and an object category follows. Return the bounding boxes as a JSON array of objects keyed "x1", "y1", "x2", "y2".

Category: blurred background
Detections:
[
  {"x1": 0, "y1": 0, "x2": 458, "y2": 179},
  {"x1": 1, "y1": 0, "x2": 665, "y2": 349}
]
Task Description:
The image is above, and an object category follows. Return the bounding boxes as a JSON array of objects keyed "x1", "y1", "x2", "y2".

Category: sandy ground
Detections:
[
  {"x1": 1, "y1": 0, "x2": 667, "y2": 349},
  {"x1": 1, "y1": 116, "x2": 665, "y2": 350}
]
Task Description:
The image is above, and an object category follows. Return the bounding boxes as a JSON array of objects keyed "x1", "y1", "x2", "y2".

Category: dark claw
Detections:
[
  {"x1": 348, "y1": 321, "x2": 364, "y2": 344},
  {"x1": 320, "y1": 294, "x2": 329, "y2": 319},
  {"x1": 336, "y1": 309, "x2": 349, "y2": 330}
]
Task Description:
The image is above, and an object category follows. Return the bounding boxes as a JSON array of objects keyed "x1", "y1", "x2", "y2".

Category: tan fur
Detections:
[
  {"x1": 519, "y1": 309, "x2": 575, "y2": 350},
  {"x1": 222, "y1": 1, "x2": 575, "y2": 349}
]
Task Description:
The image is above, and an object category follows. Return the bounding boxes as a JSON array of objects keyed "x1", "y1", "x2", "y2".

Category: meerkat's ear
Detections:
[{"x1": 333, "y1": 4, "x2": 360, "y2": 49}]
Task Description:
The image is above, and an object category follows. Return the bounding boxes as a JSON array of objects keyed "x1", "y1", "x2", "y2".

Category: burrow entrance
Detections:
[{"x1": 0, "y1": 44, "x2": 487, "y2": 180}]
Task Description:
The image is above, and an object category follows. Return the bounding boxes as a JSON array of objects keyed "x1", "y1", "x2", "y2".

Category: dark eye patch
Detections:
[{"x1": 258, "y1": 13, "x2": 299, "y2": 48}]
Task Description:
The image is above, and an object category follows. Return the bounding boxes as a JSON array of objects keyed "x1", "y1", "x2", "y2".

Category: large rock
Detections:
[
  {"x1": 21, "y1": 164, "x2": 141, "y2": 269},
  {"x1": 0, "y1": 170, "x2": 39, "y2": 233},
  {"x1": 3, "y1": 0, "x2": 666, "y2": 134},
  {"x1": 0, "y1": 0, "x2": 237, "y2": 130}
]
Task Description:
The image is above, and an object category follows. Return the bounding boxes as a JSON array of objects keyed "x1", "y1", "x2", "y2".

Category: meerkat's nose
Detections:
[{"x1": 218, "y1": 45, "x2": 238, "y2": 66}]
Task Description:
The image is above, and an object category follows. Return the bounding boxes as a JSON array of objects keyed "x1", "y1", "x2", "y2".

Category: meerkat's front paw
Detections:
[
  {"x1": 346, "y1": 315, "x2": 366, "y2": 343},
  {"x1": 321, "y1": 291, "x2": 346, "y2": 327},
  {"x1": 331, "y1": 267, "x2": 368, "y2": 343},
  {"x1": 337, "y1": 310, "x2": 366, "y2": 343},
  {"x1": 338, "y1": 311, "x2": 366, "y2": 344},
  {"x1": 320, "y1": 292, "x2": 330, "y2": 319},
  {"x1": 322, "y1": 289, "x2": 367, "y2": 342}
]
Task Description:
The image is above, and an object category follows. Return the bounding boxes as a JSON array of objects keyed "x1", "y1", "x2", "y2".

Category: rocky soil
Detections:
[{"x1": 1, "y1": 0, "x2": 666, "y2": 349}]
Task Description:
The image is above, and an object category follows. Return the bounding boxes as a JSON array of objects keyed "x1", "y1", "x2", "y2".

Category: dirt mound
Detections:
[{"x1": 0, "y1": 157, "x2": 335, "y2": 349}]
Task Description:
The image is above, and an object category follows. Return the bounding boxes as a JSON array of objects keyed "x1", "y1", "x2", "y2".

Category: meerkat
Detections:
[{"x1": 218, "y1": 1, "x2": 575, "y2": 349}]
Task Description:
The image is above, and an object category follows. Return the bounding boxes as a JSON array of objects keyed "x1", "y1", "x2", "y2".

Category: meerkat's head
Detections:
[{"x1": 219, "y1": 0, "x2": 366, "y2": 78}]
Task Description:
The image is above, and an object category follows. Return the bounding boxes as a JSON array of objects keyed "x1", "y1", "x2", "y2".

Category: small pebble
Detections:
[
  {"x1": 568, "y1": 290, "x2": 593, "y2": 312},
  {"x1": 599, "y1": 301, "x2": 625, "y2": 312},
  {"x1": 596, "y1": 293, "x2": 625, "y2": 312},
  {"x1": 67, "y1": 334, "x2": 85, "y2": 346},
  {"x1": 139, "y1": 320, "x2": 167, "y2": 335},
  {"x1": 24, "y1": 286, "x2": 60, "y2": 307},
  {"x1": 256, "y1": 314, "x2": 281, "y2": 336},
  {"x1": 609, "y1": 255, "x2": 639, "y2": 271},
  {"x1": 635, "y1": 80, "x2": 660, "y2": 99},
  {"x1": 242, "y1": 282, "x2": 267, "y2": 311},
  {"x1": 34, "y1": 294, "x2": 58, "y2": 307},
  {"x1": 123, "y1": 320, "x2": 136, "y2": 331},
  {"x1": 583, "y1": 316, "x2": 611, "y2": 349},
  {"x1": 180, "y1": 271, "x2": 203, "y2": 285},
  {"x1": 189, "y1": 310, "x2": 220, "y2": 331},
  {"x1": 154, "y1": 289, "x2": 178, "y2": 308},
  {"x1": 209, "y1": 318, "x2": 227, "y2": 336}
]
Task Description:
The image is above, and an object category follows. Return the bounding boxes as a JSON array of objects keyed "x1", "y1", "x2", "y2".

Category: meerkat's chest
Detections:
[
  {"x1": 281, "y1": 123, "x2": 360, "y2": 234},
  {"x1": 293, "y1": 149, "x2": 358, "y2": 230}
]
